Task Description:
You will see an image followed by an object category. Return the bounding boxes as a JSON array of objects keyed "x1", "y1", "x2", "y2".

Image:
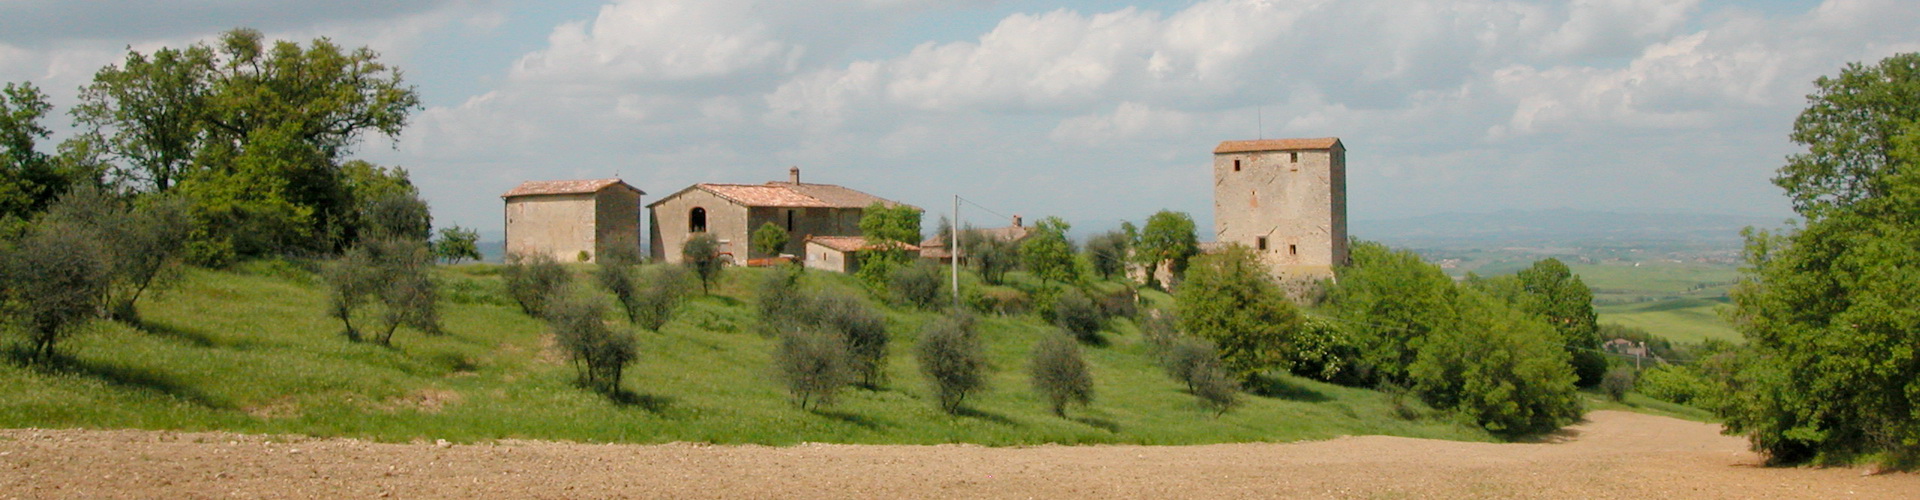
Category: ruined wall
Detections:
[
  {"x1": 648, "y1": 189, "x2": 750, "y2": 264},
  {"x1": 593, "y1": 188, "x2": 643, "y2": 261},
  {"x1": 1212, "y1": 146, "x2": 1348, "y2": 284},
  {"x1": 505, "y1": 193, "x2": 597, "y2": 262}
]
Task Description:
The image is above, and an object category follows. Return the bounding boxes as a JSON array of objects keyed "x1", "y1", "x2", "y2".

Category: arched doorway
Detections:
[{"x1": 689, "y1": 207, "x2": 707, "y2": 233}]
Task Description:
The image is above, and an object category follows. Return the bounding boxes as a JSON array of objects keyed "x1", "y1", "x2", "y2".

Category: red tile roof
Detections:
[
  {"x1": 672, "y1": 182, "x2": 909, "y2": 209},
  {"x1": 807, "y1": 236, "x2": 920, "y2": 253},
  {"x1": 1213, "y1": 137, "x2": 1342, "y2": 154},
  {"x1": 501, "y1": 178, "x2": 644, "y2": 198}
]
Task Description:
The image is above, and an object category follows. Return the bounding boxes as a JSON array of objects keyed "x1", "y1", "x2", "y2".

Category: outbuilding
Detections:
[{"x1": 501, "y1": 178, "x2": 645, "y2": 263}]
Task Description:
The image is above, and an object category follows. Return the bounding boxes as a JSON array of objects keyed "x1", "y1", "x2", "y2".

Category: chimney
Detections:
[
  {"x1": 789, "y1": 166, "x2": 800, "y2": 184},
  {"x1": 1012, "y1": 215, "x2": 1022, "y2": 227}
]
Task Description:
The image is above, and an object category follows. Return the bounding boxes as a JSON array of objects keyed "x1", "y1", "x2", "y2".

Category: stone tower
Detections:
[{"x1": 1212, "y1": 137, "x2": 1348, "y2": 285}]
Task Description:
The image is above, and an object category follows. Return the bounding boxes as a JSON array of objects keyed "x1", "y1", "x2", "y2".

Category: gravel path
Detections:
[{"x1": 2, "y1": 411, "x2": 1913, "y2": 499}]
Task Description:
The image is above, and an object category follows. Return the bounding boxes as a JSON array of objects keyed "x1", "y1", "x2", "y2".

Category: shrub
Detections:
[
  {"x1": 1051, "y1": 287, "x2": 1104, "y2": 343},
  {"x1": 1176, "y1": 245, "x2": 1306, "y2": 380},
  {"x1": 1084, "y1": 230, "x2": 1131, "y2": 280},
  {"x1": 1637, "y1": 364, "x2": 1712, "y2": 405},
  {"x1": 682, "y1": 233, "x2": 723, "y2": 294},
  {"x1": 1159, "y1": 336, "x2": 1220, "y2": 392},
  {"x1": 0, "y1": 219, "x2": 111, "y2": 362},
  {"x1": 326, "y1": 238, "x2": 440, "y2": 344},
  {"x1": 430, "y1": 225, "x2": 482, "y2": 264},
  {"x1": 1139, "y1": 310, "x2": 1179, "y2": 350},
  {"x1": 1410, "y1": 291, "x2": 1581, "y2": 437},
  {"x1": 965, "y1": 286, "x2": 1030, "y2": 316},
  {"x1": 1029, "y1": 331, "x2": 1094, "y2": 417},
  {"x1": 546, "y1": 292, "x2": 637, "y2": 396},
  {"x1": 888, "y1": 260, "x2": 947, "y2": 310},
  {"x1": 502, "y1": 253, "x2": 570, "y2": 318},
  {"x1": 915, "y1": 314, "x2": 988, "y2": 414},
  {"x1": 1190, "y1": 360, "x2": 1242, "y2": 416},
  {"x1": 775, "y1": 328, "x2": 853, "y2": 410},
  {"x1": 33, "y1": 185, "x2": 191, "y2": 323},
  {"x1": 1094, "y1": 286, "x2": 1138, "y2": 321},
  {"x1": 631, "y1": 265, "x2": 692, "y2": 331},
  {"x1": 596, "y1": 252, "x2": 643, "y2": 324},
  {"x1": 1601, "y1": 366, "x2": 1635, "y2": 402},
  {"x1": 961, "y1": 229, "x2": 1018, "y2": 285},
  {"x1": 752, "y1": 221, "x2": 788, "y2": 258},
  {"x1": 754, "y1": 265, "x2": 807, "y2": 337},
  {"x1": 814, "y1": 291, "x2": 890, "y2": 389}
]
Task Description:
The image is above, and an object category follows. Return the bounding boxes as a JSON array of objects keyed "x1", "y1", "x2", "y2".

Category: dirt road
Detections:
[{"x1": 2, "y1": 411, "x2": 1913, "y2": 498}]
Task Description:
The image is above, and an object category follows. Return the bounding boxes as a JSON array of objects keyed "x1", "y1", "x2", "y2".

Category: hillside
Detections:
[{"x1": 2, "y1": 262, "x2": 1517, "y2": 445}]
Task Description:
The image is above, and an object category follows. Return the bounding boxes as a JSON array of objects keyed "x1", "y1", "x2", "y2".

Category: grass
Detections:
[
  {"x1": 2, "y1": 263, "x2": 1502, "y2": 446},
  {"x1": 1595, "y1": 297, "x2": 1741, "y2": 344}
]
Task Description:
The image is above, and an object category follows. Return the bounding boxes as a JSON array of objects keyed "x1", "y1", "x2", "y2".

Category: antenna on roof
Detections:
[{"x1": 1257, "y1": 105, "x2": 1264, "y2": 139}]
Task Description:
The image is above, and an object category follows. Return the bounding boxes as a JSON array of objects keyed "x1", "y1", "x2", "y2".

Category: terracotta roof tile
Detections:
[
  {"x1": 808, "y1": 236, "x2": 920, "y2": 253},
  {"x1": 1213, "y1": 137, "x2": 1342, "y2": 154},
  {"x1": 694, "y1": 182, "x2": 909, "y2": 209},
  {"x1": 502, "y1": 178, "x2": 644, "y2": 198}
]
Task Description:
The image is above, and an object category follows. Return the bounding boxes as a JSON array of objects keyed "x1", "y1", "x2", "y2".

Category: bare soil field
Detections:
[{"x1": 2, "y1": 411, "x2": 1913, "y2": 499}]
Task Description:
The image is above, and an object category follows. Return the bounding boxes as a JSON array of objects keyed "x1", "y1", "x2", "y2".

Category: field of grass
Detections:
[
  {"x1": 1536, "y1": 261, "x2": 1746, "y2": 345},
  {"x1": 1, "y1": 262, "x2": 1504, "y2": 446},
  {"x1": 1596, "y1": 298, "x2": 1740, "y2": 344}
]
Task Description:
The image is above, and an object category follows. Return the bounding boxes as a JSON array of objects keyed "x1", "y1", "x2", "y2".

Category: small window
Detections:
[
  {"x1": 1289, "y1": 244, "x2": 1298, "y2": 255},
  {"x1": 1289, "y1": 152, "x2": 1299, "y2": 163},
  {"x1": 786, "y1": 210, "x2": 795, "y2": 232},
  {"x1": 689, "y1": 207, "x2": 707, "y2": 233},
  {"x1": 1256, "y1": 237, "x2": 1268, "y2": 251},
  {"x1": 1233, "y1": 159, "x2": 1241, "y2": 171}
]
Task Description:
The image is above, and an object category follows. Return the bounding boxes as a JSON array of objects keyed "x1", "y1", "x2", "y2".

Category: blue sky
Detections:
[{"x1": 3, "y1": 0, "x2": 1916, "y2": 237}]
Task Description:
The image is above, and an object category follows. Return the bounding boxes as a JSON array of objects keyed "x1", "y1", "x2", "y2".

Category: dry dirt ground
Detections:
[{"x1": 2, "y1": 411, "x2": 1914, "y2": 499}]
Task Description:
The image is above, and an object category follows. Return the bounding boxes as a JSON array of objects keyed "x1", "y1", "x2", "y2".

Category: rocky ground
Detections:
[{"x1": 2, "y1": 410, "x2": 1913, "y2": 499}]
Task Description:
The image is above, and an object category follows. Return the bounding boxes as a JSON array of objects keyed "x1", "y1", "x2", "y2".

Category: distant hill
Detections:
[{"x1": 1352, "y1": 209, "x2": 1791, "y2": 248}]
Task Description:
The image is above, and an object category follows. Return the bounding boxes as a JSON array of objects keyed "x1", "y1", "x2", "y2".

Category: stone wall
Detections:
[
  {"x1": 746, "y1": 206, "x2": 865, "y2": 259},
  {"x1": 594, "y1": 187, "x2": 643, "y2": 260},
  {"x1": 648, "y1": 189, "x2": 750, "y2": 264},
  {"x1": 505, "y1": 193, "x2": 597, "y2": 262}
]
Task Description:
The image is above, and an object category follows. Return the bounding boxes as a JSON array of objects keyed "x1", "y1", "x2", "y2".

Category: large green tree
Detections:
[
  {"x1": 1324, "y1": 240, "x2": 1460, "y2": 386},
  {"x1": 855, "y1": 202, "x2": 922, "y2": 286},
  {"x1": 1019, "y1": 216, "x2": 1077, "y2": 283},
  {"x1": 1136, "y1": 210, "x2": 1198, "y2": 285},
  {"x1": 0, "y1": 82, "x2": 72, "y2": 225},
  {"x1": 75, "y1": 28, "x2": 421, "y2": 259},
  {"x1": 1724, "y1": 52, "x2": 1920, "y2": 464},
  {"x1": 1472, "y1": 259, "x2": 1606, "y2": 387}
]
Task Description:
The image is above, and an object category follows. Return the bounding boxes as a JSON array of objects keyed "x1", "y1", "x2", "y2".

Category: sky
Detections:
[{"x1": 3, "y1": 0, "x2": 1916, "y2": 238}]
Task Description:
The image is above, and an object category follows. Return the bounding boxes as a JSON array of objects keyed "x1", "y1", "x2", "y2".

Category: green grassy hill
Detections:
[
  {"x1": 1, "y1": 262, "x2": 1500, "y2": 445},
  {"x1": 1568, "y1": 262, "x2": 1744, "y2": 344}
]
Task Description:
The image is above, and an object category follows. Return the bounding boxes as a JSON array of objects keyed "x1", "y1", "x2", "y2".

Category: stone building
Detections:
[
  {"x1": 804, "y1": 236, "x2": 921, "y2": 274},
  {"x1": 647, "y1": 167, "x2": 913, "y2": 264},
  {"x1": 917, "y1": 215, "x2": 1029, "y2": 264},
  {"x1": 1212, "y1": 137, "x2": 1348, "y2": 286},
  {"x1": 500, "y1": 178, "x2": 646, "y2": 263}
]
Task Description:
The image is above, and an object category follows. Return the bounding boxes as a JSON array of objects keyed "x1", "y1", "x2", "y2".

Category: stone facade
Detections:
[
  {"x1": 1212, "y1": 138, "x2": 1348, "y2": 286},
  {"x1": 501, "y1": 179, "x2": 645, "y2": 263},
  {"x1": 648, "y1": 168, "x2": 909, "y2": 265}
]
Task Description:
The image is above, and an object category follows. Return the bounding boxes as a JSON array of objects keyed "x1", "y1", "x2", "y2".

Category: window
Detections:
[
  {"x1": 1256, "y1": 236, "x2": 1268, "y2": 251},
  {"x1": 1288, "y1": 244, "x2": 1297, "y2": 255},
  {"x1": 689, "y1": 207, "x2": 707, "y2": 233},
  {"x1": 786, "y1": 210, "x2": 795, "y2": 232},
  {"x1": 1233, "y1": 159, "x2": 1241, "y2": 171},
  {"x1": 1289, "y1": 152, "x2": 1299, "y2": 163}
]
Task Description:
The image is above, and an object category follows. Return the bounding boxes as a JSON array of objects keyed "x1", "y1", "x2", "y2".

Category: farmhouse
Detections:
[
  {"x1": 1212, "y1": 137, "x2": 1349, "y2": 288},
  {"x1": 500, "y1": 178, "x2": 645, "y2": 263},
  {"x1": 917, "y1": 215, "x2": 1030, "y2": 264},
  {"x1": 647, "y1": 167, "x2": 914, "y2": 264}
]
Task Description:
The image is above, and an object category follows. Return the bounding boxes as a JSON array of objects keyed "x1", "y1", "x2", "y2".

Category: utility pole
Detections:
[{"x1": 951, "y1": 194, "x2": 961, "y2": 310}]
